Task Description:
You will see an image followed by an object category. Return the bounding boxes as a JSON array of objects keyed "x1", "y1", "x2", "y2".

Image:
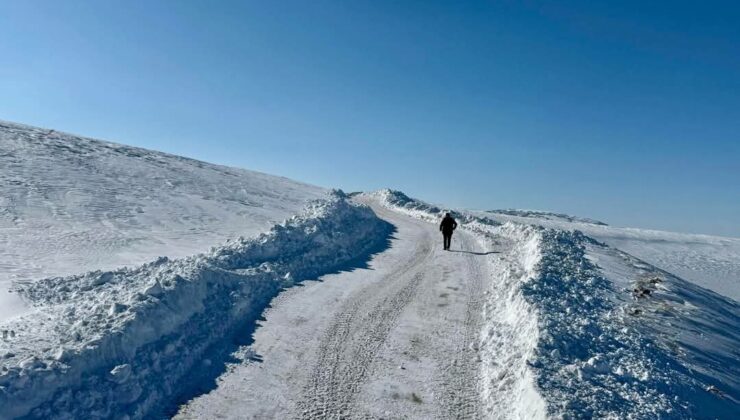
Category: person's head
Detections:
[{"x1": 445, "y1": 212, "x2": 451, "y2": 217}]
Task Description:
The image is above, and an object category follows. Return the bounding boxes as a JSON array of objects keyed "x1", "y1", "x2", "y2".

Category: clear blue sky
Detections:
[{"x1": 1, "y1": 1, "x2": 738, "y2": 236}]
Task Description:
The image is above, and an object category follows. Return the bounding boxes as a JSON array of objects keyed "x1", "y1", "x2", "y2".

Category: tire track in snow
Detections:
[
  {"x1": 297, "y1": 224, "x2": 434, "y2": 419},
  {"x1": 439, "y1": 234, "x2": 485, "y2": 419}
]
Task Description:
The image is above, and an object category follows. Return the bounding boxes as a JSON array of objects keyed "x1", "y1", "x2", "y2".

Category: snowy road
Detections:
[{"x1": 176, "y1": 202, "x2": 495, "y2": 419}]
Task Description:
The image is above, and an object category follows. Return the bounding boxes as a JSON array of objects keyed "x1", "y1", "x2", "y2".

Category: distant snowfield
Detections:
[
  {"x1": 479, "y1": 210, "x2": 740, "y2": 301},
  {"x1": 0, "y1": 121, "x2": 326, "y2": 321}
]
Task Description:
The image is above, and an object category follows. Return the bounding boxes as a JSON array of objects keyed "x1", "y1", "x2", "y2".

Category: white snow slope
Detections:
[{"x1": 0, "y1": 120, "x2": 326, "y2": 321}]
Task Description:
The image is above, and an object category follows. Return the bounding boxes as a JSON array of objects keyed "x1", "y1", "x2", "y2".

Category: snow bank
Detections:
[
  {"x1": 0, "y1": 192, "x2": 392, "y2": 419},
  {"x1": 362, "y1": 189, "x2": 445, "y2": 222},
  {"x1": 525, "y1": 230, "x2": 739, "y2": 418},
  {"x1": 365, "y1": 189, "x2": 482, "y2": 226},
  {"x1": 475, "y1": 222, "x2": 547, "y2": 419},
  {"x1": 370, "y1": 189, "x2": 739, "y2": 418}
]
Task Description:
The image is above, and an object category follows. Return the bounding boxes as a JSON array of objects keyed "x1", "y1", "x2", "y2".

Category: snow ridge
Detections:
[
  {"x1": 475, "y1": 222, "x2": 548, "y2": 419},
  {"x1": 0, "y1": 192, "x2": 392, "y2": 419},
  {"x1": 366, "y1": 189, "x2": 479, "y2": 225},
  {"x1": 526, "y1": 230, "x2": 672, "y2": 417}
]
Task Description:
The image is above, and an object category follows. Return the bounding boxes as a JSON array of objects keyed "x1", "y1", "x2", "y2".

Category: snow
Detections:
[
  {"x1": 0, "y1": 120, "x2": 326, "y2": 322},
  {"x1": 369, "y1": 191, "x2": 547, "y2": 418},
  {"x1": 483, "y1": 209, "x2": 740, "y2": 302},
  {"x1": 519, "y1": 229, "x2": 739, "y2": 418},
  {"x1": 372, "y1": 189, "x2": 739, "y2": 419},
  {"x1": 176, "y1": 201, "x2": 491, "y2": 419},
  {"x1": 0, "y1": 191, "x2": 391, "y2": 418},
  {"x1": 0, "y1": 289, "x2": 30, "y2": 322},
  {"x1": 475, "y1": 222, "x2": 547, "y2": 419},
  {"x1": 1, "y1": 119, "x2": 737, "y2": 418}
]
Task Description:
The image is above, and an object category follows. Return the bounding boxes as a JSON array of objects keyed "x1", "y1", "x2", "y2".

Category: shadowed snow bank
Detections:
[
  {"x1": 526, "y1": 230, "x2": 739, "y2": 418},
  {"x1": 0, "y1": 192, "x2": 392, "y2": 419}
]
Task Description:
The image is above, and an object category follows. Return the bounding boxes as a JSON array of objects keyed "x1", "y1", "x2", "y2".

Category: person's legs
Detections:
[{"x1": 443, "y1": 233, "x2": 451, "y2": 250}]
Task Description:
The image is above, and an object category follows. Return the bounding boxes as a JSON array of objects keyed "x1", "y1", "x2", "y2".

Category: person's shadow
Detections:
[{"x1": 448, "y1": 249, "x2": 499, "y2": 256}]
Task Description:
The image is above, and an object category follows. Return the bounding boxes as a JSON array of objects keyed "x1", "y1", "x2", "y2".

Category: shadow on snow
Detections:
[
  {"x1": 448, "y1": 249, "x2": 499, "y2": 256},
  {"x1": 161, "y1": 220, "x2": 397, "y2": 417}
]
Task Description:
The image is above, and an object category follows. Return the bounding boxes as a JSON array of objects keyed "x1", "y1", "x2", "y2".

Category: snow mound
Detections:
[
  {"x1": 364, "y1": 189, "x2": 443, "y2": 220},
  {"x1": 0, "y1": 192, "x2": 392, "y2": 419},
  {"x1": 364, "y1": 189, "x2": 487, "y2": 226},
  {"x1": 371, "y1": 189, "x2": 740, "y2": 418}
]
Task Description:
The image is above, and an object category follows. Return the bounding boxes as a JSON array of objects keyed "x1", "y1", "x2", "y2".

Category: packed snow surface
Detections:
[{"x1": 0, "y1": 120, "x2": 326, "y2": 321}]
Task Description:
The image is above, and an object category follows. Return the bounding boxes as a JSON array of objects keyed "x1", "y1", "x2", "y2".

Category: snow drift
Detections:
[{"x1": 0, "y1": 192, "x2": 392, "y2": 419}]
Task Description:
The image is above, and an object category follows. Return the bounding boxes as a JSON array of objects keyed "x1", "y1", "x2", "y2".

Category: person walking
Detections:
[{"x1": 439, "y1": 212, "x2": 458, "y2": 251}]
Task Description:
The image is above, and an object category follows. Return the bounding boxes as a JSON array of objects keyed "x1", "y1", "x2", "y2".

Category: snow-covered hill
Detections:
[
  {"x1": 0, "y1": 121, "x2": 326, "y2": 321},
  {"x1": 0, "y1": 121, "x2": 396, "y2": 419}
]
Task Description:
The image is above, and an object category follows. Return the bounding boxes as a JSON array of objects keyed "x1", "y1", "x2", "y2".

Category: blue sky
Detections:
[{"x1": 1, "y1": 1, "x2": 738, "y2": 236}]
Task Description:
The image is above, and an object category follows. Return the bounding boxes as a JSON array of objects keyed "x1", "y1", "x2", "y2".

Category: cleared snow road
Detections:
[{"x1": 175, "y1": 201, "x2": 495, "y2": 419}]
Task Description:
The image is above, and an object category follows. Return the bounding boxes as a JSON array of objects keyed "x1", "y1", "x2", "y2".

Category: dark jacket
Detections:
[{"x1": 440, "y1": 216, "x2": 458, "y2": 234}]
